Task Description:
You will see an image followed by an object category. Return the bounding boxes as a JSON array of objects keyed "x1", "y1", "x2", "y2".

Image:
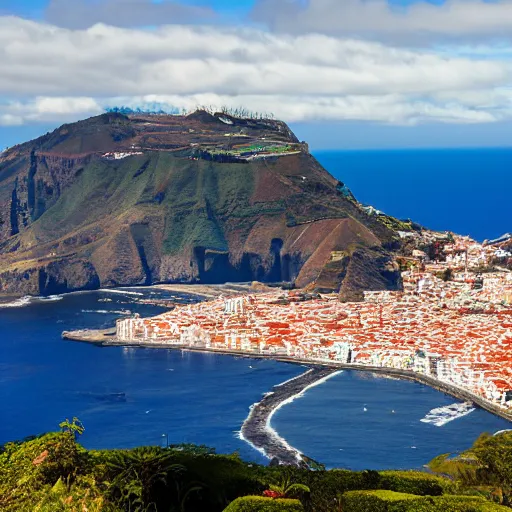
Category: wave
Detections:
[
  {"x1": 40, "y1": 295, "x2": 63, "y2": 302},
  {"x1": 81, "y1": 309, "x2": 131, "y2": 315},
  {"x1": 98, "y1": 289, "x2": 144, "y2": 296},
  {"x1": 0, "y1": 295, "x2": 63, "y2": 309},
  {"x1": 236, "y1": 403, "x2": 269, "y2": 459},
  {"x1": 420, "y1": 402, "x2": 475, "y2": 427},
  {"x1": 493, "y1": 429, "x2": 512, "y2": 436},
  {"x1": 236, "y1": 402, "x2": 268, "y2": 458},
  {"x1": 0, "y1": 296, "x2": 32, "y2": 308},
  {"x1": 237, "y1": 429, "x2": 268, "y2": 459},
  {"x1": 265, "y1": 371, "x2": 343, "y2": 461}
]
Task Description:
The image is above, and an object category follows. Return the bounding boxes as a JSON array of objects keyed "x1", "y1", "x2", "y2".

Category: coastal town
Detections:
[{"x1": 113, "y1": 231, "x2": 512, "y2": 413}]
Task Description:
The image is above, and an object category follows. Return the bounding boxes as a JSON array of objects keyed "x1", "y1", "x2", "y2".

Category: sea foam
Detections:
[
  {"x1": 98, "y1": 289, "x2": 144, "y2": 296},
  {"x1": 420, "y1": 402, "x2": 475, "y2": 427},
  {"x1": 274, "y1": 369, "x2": 313, "y2": 387},
  {"x1": 0, "y1": 295, "x2": 63, "y2": 308},
  {"x1": 81, "y1": 309, "x2": 131, "y2": 315},
  {"x1": 265, "y1": 371, "x2": 343, "y2": 461}
]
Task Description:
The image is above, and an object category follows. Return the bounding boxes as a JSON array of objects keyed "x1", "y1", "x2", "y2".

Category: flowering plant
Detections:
[{"x1": 263, "y1": 490, "x2": 283, "y2": 499}]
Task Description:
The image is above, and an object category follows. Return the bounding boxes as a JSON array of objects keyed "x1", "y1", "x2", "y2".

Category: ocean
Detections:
[
  {"x1": 1, "y1": 148, "x2": 511, "y2": 470},
  {"x1": 1, "y1": 290, "x2": 510, "y2": 470},
  {"x1": 315, "y1": 148, "x2": 512, "y2": 242}
]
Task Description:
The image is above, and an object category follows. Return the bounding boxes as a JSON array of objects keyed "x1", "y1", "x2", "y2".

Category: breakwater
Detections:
[{"x1": 240, "y1": 367, "x2": 341, "y2": 467}]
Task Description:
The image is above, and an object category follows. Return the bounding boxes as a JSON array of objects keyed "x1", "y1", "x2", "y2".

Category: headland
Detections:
[{"x1": 0, "y1": 110, "x2": 400, "y2": 301}]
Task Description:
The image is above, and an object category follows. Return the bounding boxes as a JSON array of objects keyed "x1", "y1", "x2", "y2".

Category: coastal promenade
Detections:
[
  {"x1": 106, "y1": 253, "x2": 512, "y2": 413},
  {"x1": 62, "y1": 236, "x2": 512, "y2": 464},
  {"x1": 62, "y1": 328, "x2": 512, "y2": 423},
  {"x1": 62, "y1": 326, "x2": 512, "y2": 466}
]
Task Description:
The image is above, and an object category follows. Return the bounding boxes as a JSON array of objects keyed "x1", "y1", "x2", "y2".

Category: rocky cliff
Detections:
[{"x1": 0, "y1": 111, "x2": 402, "y2": 300}]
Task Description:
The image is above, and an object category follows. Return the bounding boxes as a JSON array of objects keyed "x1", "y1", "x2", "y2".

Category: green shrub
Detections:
[
  {"x1": 0, "y1": 432, "x2": 105, "y2": 512},
  {"x1": 341, "y1": 490, "x2": 510, "y2": 512},
  {"x1": 223, "y1": 496, "x2": 303, "y2": 512},
  {"x1": 257, "y1": 468, "x2": 454, "y2": 512},
  {"x1": 379, "y1": 470, "x2": 454, "y2": 496},
  {"x1": 391, "y1": 495, "x2": 510, "y2": 512},
  {"x1": 160, "y1": 450, "x2": 266, "y2": 510},
  {"x1": 342, "y1": 490, "x2": 423, "y2": 512},
  {"x1": 303, "y1": 469, "x2": 369, "y2": 511},
  {"x1": 430, "y1": 495, "x2": 510, "y2": 511}
]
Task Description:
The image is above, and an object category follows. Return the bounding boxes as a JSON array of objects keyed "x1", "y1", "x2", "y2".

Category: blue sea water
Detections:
[
  {"x1": 314, "y1": 148, "x2": 512, "y2": 242},
  {"x1": 1, "y1": 290, "x2": 510, "y2": 470},
  {"x1": 0, "y1": 290, "x2": 302, "y2": 464},
  {"x1": 272, "y1": 371, "x2": 511, "y2": 470}
]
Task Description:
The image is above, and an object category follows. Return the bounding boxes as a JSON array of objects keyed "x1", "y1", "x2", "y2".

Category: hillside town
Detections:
[{"x1": 116, "y1": 233, "x2": 512, "y2": 411}]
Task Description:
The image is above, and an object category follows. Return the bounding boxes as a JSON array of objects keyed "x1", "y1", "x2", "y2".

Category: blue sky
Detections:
[
  {"x1": 2, "y1": 0, "x2": 512, "y2": 149},
  {"x1": 1, "y1": 0, "x2": 257, "y2": 19}
]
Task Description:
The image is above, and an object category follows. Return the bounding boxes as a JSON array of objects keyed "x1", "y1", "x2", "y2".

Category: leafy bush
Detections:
[
  {"x1": 428, "y1": 432, "x2": 512, "y2": 505},
  {"x1": 2, "y1": 424, "x2": 507, "y2": 512},
  {"x1": 295, "y1": 469, "x2": 370, "y2": 511},
  {"x1": 341, "y1": 490, "x2": 510, "y2": 512},
  {"x1": 223, "y1": 496, "x2": 303, "y2": 512},
  {"x1": 0, "y1": 432, "x2": 103, "y2": 512},
  {"x1": 342, "y1": 490, "x2": 423, "y2": 512},
  {"x1": 428, "y1": 495, "x2": 511, "y2": 512},
  {"x1": 379, "y1": 470, "x2": 454, "y2": 496},
  {"x1": 251, "y1": 467, "x2": 454, "y2": 512}
]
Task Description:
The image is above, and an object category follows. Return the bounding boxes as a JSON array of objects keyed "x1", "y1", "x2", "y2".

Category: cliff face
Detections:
[{"x1": 0, "y1": 111, "x2": 402, "y2": 299}]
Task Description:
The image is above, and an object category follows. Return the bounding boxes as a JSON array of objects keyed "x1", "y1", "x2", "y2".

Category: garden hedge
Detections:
[
  {"x1": 223, "y1": 496, "x2": 304, "y2": 512},
  {"x1": 341, "y1": 490, "x2": 424, "y2": 512},
  {"x1": 379, "y1": 470, "x2": 455, "y2": 495},
  {"x1": 256, "y1": 468, "x2": 455, "y2": 512},
  {"x1": 392, "y1": 495, "x2": 511, "y2": 512},
  {"x1": 341, "y1": 490, "x2": 510, "y2": 512}
]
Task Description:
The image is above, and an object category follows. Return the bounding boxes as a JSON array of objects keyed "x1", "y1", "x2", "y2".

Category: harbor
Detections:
[
  {"x1": 62, "y1": 329, "x2": 512, "y2": 425},
  {"x1": 2, "y1": 285, "x2": 511, "y2": 470}
]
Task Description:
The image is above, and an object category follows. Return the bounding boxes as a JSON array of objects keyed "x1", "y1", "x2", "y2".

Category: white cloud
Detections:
[
  {"x1": 0, "y1": 16, "x2": 512, "y2": 125},
  {"x1": 0, "y1": 97, "x2": 103, "y2": 126},
  {"x1": 252, "y1": 0, "x2": 512, "y2": 44},
  {"x1": 107, "y1": 93, "x2": 502, "y2": 124}
]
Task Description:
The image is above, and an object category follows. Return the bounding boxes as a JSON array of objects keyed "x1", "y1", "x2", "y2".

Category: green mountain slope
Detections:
[{"x1": 0, "y1": 111, "x2": 402, "y2": 299}]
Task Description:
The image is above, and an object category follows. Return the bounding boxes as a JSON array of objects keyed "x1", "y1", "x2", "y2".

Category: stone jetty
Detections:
[{"x1": 240, "y1": 367, "x2": 339, "y2": 467}]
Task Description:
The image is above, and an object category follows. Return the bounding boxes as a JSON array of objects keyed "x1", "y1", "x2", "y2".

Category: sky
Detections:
[{"x1": 2, "y1": 0, "x2": 512, "y2": 149}]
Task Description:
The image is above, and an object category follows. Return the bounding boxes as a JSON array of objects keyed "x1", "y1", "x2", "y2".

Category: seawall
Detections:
[{"x1": 62, "y1": 330, "x2": 512, "y2": 423}]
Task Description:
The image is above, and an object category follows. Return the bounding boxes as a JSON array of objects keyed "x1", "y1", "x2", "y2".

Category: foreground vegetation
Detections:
[{"x1": 1, "y1": 419, "x2": 511, "y2": 511}]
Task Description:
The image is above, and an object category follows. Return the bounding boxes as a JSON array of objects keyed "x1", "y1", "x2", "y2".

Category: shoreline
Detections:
[
  {"x1": 0, "y1": 282, "x2": 274, "y2": 305},
  {"x1": 62, "y1": 331, "x2": 512, "y2": 424},
  {"x1": 239, "y1": 367, "x2": 341, "y2": 467}
]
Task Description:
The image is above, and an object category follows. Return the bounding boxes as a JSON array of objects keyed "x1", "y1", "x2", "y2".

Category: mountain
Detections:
[{"x1": 0, "y1": 111, "x2": 403, "y2": 300}]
